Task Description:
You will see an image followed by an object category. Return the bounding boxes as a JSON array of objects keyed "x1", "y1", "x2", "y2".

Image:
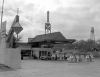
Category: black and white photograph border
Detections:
[{"x1": 0, "y1": 0, "x2": 100, "y2": 77}]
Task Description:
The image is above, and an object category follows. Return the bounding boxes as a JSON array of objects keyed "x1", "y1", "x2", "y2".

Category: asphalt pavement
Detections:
[{"x1": 0, "y1": 58, "x2": 100, "y2": 77}]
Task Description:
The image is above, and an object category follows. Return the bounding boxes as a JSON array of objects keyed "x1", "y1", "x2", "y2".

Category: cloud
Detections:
[
  {"x1": 0, "y1": 0, "x2": 100, "y2": 42},
  {"x1": 49, "y1": 0, "x2": 100, "y2": 40}
]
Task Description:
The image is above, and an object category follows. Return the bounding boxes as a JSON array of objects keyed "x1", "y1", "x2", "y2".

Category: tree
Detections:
[
  {"x1": 71, "y1": 39, "x2": 95, "y2": 52},
  {"x1": 13, "y1": 35, "x2": 22, "y2": 48}
]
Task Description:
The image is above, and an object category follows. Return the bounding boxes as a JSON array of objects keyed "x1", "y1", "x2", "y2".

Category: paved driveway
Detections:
[{"x1": 0, "y1": 59, "x2": 100, "y2": 77}]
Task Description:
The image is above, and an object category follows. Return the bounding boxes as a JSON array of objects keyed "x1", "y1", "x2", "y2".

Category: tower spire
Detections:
[
  {"x1": 90, "y1": 27, "x2": 95, "y2": 48},
  {"x1": 45, "y1": 11, "x2": 51, "y2": 35}
]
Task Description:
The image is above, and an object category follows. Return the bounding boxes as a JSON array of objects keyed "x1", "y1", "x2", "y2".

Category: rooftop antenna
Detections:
[{"x1": 45, "y1": 11, "x2": 51, "y2": 35}]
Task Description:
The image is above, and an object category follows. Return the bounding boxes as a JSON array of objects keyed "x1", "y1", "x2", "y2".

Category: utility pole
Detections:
[
  {"x1": 1, "y1": 0, "x2": 4, "y2": 28},
  {"x1": 0, "y1": 0, "x2": 4, "y2": 39}
]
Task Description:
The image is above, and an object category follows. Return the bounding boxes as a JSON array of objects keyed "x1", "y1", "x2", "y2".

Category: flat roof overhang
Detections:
[{"x1": 28, "y1": 39, "x2": 76, "y2": 44}]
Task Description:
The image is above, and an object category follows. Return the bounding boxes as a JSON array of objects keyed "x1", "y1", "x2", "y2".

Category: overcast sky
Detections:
[{"x1": 0, "y1": 0, "x2": 100, "y2": 42}]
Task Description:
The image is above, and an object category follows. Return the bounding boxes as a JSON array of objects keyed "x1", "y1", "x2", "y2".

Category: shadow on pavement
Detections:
[{"x1": 0, "y1": 64, "x2": 14, "y2": 72}]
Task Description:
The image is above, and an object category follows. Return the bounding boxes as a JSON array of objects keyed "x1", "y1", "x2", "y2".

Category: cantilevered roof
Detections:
[
  {"x1": 28, "y1": 32, "x2": 76, "y2": 43},
  {"x1": 6, "y1": 15, "x2": 19, "y2": 43}
]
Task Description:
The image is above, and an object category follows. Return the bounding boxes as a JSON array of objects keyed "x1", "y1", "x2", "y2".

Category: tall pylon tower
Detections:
[
  {"x1": 90, "y1": 27, "x2": 95, "y2": 46},
  {"x1": 45, "y1": 11, "x2": 51, "y2": 34}
]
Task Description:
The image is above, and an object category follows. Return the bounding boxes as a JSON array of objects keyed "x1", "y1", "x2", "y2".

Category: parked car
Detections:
[{"x1": 40, "y1": 56, "x2": 51, "y2": 60}]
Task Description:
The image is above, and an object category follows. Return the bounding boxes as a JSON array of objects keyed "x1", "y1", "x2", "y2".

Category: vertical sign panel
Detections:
[{"x1": 1, "y1": 21, "x2": 6, "y2": 38}]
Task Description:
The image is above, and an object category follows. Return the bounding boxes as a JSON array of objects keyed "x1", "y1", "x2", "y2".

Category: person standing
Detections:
[
  {"x1": 57, "y1": 53, "x2": 60, "y2": 60},
  {"x1": 70, "y1": 55, "x2": 73, "y2": 62},
  {"x1": 86, "y1": 55, "x2": 89, "y2": 62},
  {"x1": 62, "y1": 53, "x2": 64, "y2": 60},
  {"x1": 76, "y1": 55, "x2": 79, "y2": 62},
  {"x1": 65, "y1": 54, "x2": 68, "y2": 60},
  {"x1": 89, "y1": 54, "x2": 93, "y2": 62},
  {"x1": 73, "y1": 55, "x2": 76, "y2": 62},
  {"x1": 52, "y1": 54, "x2": 55, "y2": 60},
  {"x1": 81, "y1": 55, "x2": 85, "y2": 62}
]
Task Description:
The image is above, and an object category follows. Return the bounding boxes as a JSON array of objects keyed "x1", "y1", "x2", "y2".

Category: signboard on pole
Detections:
[{"x1": 12, "y1": 22, "x2": 23, "y2": 34}]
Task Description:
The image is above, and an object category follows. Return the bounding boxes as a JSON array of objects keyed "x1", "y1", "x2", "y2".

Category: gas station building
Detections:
[{"x1": 20, "y1": 31, "x2": 76, "y2": 59}]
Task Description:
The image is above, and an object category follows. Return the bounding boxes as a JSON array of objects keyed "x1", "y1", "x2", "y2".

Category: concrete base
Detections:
[
  {"x1": 0, "y1": 38, "x2": 6, "y2": 64},
  {"x1": 0, "y1": 37, "x2": 21, "y2": 69},
  {"x1": 4, "y1": 48, "x2": 21, "y2": 69}
]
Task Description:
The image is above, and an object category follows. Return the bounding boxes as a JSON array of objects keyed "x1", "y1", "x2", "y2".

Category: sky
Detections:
[{"x1": 0, "y1": 0, "x2": 100, "y2": 42}]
